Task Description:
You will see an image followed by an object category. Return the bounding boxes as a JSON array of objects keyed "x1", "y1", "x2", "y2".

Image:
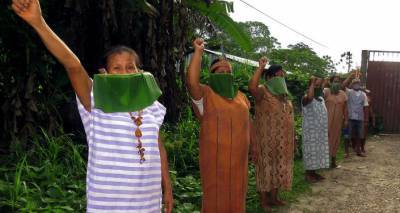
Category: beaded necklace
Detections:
[{"x1": 129, "y1": 111, "x2": 145, "y2": 163}]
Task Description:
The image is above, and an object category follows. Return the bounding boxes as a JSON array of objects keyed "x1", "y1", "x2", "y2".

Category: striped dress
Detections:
[{"x1": 76, "y1": 90, "x2": 166, "y2": 213}]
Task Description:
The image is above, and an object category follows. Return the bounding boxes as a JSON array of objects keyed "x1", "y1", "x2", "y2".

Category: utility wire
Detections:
[{"x1": 239, "y1": 0, "x2": 329, "y2": 49}]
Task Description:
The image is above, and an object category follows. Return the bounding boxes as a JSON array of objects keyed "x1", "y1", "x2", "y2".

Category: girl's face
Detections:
[{"x1": 106, "y1": 52, "x2": 138, "y2": 74}]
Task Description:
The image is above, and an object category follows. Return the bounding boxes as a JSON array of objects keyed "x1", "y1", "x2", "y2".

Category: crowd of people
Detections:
[
  {"x1": 187, "y1": 38, "x2": 375, "y2": 211},
  {"x1": 12, "y1": 0, "x2": 375, "y2": 212}
]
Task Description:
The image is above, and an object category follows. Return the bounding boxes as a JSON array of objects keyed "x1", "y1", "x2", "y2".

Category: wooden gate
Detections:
[{"x1": 362, "y1": 50, "x2": 400, "y2": 133}]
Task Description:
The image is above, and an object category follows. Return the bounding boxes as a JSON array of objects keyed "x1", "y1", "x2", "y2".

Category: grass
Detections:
[
  {"x1": 0, "y1": 114, "x2": 350, "y2": 212},
  {"x1": 0, "y1": 130, "x2": 86, "y2": 212}
]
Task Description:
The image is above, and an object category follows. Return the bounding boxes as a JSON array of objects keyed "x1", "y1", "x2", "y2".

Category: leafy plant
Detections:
[
  {"x1": 0, "y1": 130, "x2": 86, "y2": 212},
  {"x1": 186, "y1": 0, "x2": 252, "y2": 52}
]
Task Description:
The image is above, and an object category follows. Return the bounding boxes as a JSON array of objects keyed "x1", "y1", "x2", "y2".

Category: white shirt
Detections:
[
  {"x1": 346, "y1": 88, "x2": 369, "y2": 106},
  {"x1": 192, "y1": 98, "x2": 204, "y2": 115}
]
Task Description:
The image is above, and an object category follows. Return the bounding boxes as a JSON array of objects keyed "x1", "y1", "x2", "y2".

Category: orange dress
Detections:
[
  {"x1": 253, "y1": 85, "x2": 294, "y2": 192},
  {"x1": 324, "y1": 89, "x2": 347, "y2": 157},
  {"x1": 193, "y1": 85, "x2": 250, "y2": 213}
]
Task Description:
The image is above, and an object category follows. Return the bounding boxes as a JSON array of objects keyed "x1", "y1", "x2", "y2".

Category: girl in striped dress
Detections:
[{"x1": 12, "y1": 0, "x2": 173, "y2": 212}]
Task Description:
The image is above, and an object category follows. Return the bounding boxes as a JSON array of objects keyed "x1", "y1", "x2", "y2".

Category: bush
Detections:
[{"x1": 0, "y1": 130, "x2": 86, "y2": 212}]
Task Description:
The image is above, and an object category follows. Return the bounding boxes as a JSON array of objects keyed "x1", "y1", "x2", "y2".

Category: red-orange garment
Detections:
[
  {"x1": 324, "y1": 89, "x2": 347, "y2": 156},
  {"x1": 253, "y1": 85, "x2": 294, "y2": 192},
  {"x1": 192, "y1": 85, "x2": 250, "y2": 213}
]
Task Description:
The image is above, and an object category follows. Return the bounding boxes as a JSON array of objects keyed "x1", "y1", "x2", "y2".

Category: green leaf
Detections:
[
  {"x1": 60, "y1": 206, "x2": 74, "y2": 211},
  {"x1": 186, "y1": 0, "x2": 252, "y2": 51}
]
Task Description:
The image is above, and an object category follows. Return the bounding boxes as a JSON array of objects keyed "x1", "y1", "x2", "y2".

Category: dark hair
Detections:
[
  {"x1": 210, "y1": 58, "x2": 222, "y2": 67},
  {"x1": 101, "y1": 45, "x2": 141, "y2": 69},
  {"x1": 210, "y1": 57, "x2": 229, "y2": 73},
  {"x1": 264, "y1": 64, "x2": 283, "y2": 79},
  {"x1": 330, "y1": 75, "x2": 340, "y2": 83}
]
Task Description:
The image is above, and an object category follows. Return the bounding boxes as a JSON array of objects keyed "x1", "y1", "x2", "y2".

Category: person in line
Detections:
[
  {"x1": 186, "y1": 38, "x2": 251, "y2": 213},
  {"x1": 342, "y1": 72, "x2": 369, "y2": 157},
  {"x1": 324, "y1": 75, "x2": 348, "y2": 168},
  {"x1": 12, "y1": 0, "x2": 173, "y2": 212},
  {"x1": 302, "y1": 76, "x2": 330, "y2": 183},
  {"x1": 248, "y1": 57, "x2": 295, "y2": 211}
]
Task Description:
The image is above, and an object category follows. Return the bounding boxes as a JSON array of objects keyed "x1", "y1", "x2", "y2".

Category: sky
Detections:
[{"x1": 230, "y1": 0, "x2": 400, "y2": 72}]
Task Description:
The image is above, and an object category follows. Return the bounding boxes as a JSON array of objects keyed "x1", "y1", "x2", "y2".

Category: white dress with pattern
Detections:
[{"x1": 301, "y1": 97, "x2": 330, "y2": 170}]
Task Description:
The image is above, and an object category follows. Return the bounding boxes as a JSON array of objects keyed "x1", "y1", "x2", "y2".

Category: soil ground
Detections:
[{"x1": 284, "y1": 135, "x2": 400, "y2": 213}]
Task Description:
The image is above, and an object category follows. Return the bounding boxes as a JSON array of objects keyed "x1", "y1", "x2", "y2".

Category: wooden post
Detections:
[{"x1": 361, "y1": 50, "x2": 369, "y2": 87}]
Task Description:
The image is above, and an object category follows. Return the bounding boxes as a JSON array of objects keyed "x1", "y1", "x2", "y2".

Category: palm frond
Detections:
[{"x1": 186, "y1": 0, "x2": 252, "y2": 52}]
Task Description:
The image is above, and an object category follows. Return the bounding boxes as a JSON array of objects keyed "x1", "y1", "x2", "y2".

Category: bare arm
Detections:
[
  {"x1": 186, "y1": 38, "x2": 205, "y2": 100},
  {"x1": 302, "y1": 77, "x2": 316, "y2": 106},
  {"x1": 158, "y1": 136, "x2": 173, "y2": 213},
  {"x1": 249, "y1": 56, "x2": 268, "y2": 96},
  {"x1": 342, "y1": 72, "x2": 355, "y2": 89},
  {"x1": 12, "y1": 0, "x2": 91, "y2": 111}
]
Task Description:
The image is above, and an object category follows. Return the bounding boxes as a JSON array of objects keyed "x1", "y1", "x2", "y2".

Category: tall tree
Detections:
[
  {"x1": 202, "y1": 21, "x2": 279, "y2": 60},
  {"x1": 0, "y1": 0, "x2": 252, "y2": 150}
]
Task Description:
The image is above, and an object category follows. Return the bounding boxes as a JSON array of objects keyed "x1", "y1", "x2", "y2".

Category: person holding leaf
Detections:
[
  {"x1": 342, "y1": 72, "x2": 369, "y2": 157},
  {"x1": 323, "y1": 75, "x2": 348, "y2": 168},
  {"x1": 186, "y1": 38, "x2": 251, "y2": 213},
  {"x1": 248, "y1": 57, "x2": 294, "y2": 210},
  {"x1": 11, "y1": 0, "x2": 173, "y2": 212},
  {"x1": 302, "y1": 75, "x2": 330, "y2": 183}
]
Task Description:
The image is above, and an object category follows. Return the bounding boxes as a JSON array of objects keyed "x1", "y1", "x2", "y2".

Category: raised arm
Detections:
[
  {"x1": 302, "y1": 77, "x2": 316, "y2": 106},
  {"x1": 186, "y1": 38, "x2": 205, "y2": 100},
  {"x1": 342, "y1": 72, "x2": 356, "y2": 89},
  {"x1": 12, "y1": 0, "x2": 91, "y2": 111},
  {"x1": 248, "y1": 56, "x2": 268, "y2": 96}
]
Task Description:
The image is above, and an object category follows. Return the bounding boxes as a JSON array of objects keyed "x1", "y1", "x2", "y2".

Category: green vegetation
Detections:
[
  {"x1": 0, "y1": 0, "x2": 365, "y2": 212},
  {"x1": 0, "y1": 130, "x2": 86, "y2": 212}
]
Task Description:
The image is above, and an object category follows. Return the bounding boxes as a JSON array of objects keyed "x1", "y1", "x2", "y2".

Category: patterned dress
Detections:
[
  {"x1": 77, "y1": 89, "x2": 166, "y2": 213},
  {"x1": 253, "y1": 86, "x2": 294, "y2": 192},
  {"x1": 302, "y1": 97, "x2": 330, "y2": 170}
]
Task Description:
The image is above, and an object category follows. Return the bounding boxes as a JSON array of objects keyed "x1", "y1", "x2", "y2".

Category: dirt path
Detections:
[{"x1": 287, "y1": 135, "x2": 400, "y2": 213}]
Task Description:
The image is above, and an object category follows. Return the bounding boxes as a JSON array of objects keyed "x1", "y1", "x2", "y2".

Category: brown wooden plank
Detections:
[{"x1": 366, "y1": 61, "x2": 400, "y2": 133}]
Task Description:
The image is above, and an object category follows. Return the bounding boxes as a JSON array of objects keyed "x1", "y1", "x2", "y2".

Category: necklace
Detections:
[{"x1": 129, "y1": 111, "x2": 145, "y2": 163}]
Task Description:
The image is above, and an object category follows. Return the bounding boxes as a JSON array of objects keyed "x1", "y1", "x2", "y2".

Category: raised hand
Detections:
[
  {"x1": 11, "y1": 0, "x2": 43, "y2": 27},
  {"x1": 258, "y1": 56, "x2": 268, "y2": 70},
  {"x1": 193, "y1": 38, "x2": 205, "y2": 52},
  {"x1": 349, "y1": 71, "x2": 357, "y2": 79},
  {"x1": 310, "y1": 76, "x2": 316, "y2": 85}
]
